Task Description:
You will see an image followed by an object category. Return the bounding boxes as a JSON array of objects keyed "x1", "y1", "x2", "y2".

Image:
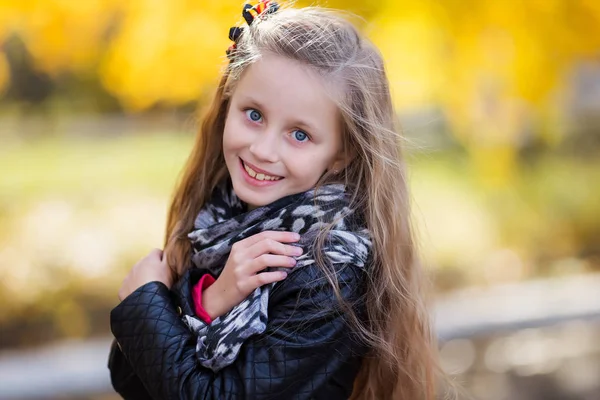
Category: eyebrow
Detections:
[
  {"x1": 238, "y1": 94, "x2": 267, "y2": 113},
  {"x1": 238, "y1": 94, "x2": 320, "y2": 135}
]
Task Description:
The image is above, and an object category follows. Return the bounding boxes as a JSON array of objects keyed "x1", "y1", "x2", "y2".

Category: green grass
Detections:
[{"x1": 0, "y1": 133, "x2": 195, "y2": 201}]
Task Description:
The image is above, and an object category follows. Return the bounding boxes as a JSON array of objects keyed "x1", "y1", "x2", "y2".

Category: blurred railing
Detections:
[{"x1": 1, "y1": 273, "x2": 599, "y2": 400}]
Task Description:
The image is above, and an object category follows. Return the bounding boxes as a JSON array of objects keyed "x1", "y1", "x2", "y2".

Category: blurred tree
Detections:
[
  {"x1": 369, "y1": 0, "x2": 600, "y2": 187},
  {"x1": 0, "y1": 0, "x2": 120, "y2": 76},
  {"x1": 99, "y1": 0, "x2": 240, "y2": 110},
  {"x1": 0, "y1": 49, "x2": 8, "y2": 95},
  {"x1": 3, "y1": 36, "x2": 53, "y2": 106},
  {"x1": 0, "y1": 0, "x2": 16, "y2": 94}
]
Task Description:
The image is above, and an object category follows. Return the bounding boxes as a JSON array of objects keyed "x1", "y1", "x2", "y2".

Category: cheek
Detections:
[
  {"x1": 222, "y1": 116, "x2": 242, "y2": 152},
  {"x1": 286, "y1": 151, "x2": 330, "y2": 179}
]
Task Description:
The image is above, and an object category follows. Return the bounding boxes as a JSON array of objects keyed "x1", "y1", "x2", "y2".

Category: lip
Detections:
[
  {"x1": 239, "y1": 158, "x2": 284, "y2": 187},
  {"x1": 242, "y1": 160, "x2": 281, "y2": 177}
]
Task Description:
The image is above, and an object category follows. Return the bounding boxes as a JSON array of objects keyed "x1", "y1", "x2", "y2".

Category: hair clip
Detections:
[{"x1": 226, "y1": 0, "x2": 280, "y2": 59}]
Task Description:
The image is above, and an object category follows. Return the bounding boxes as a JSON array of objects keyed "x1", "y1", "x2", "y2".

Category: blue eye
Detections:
[
  {"x1": 292, "y1": 130, "x2": 309, "y2": 142},
  {"x1": 245, "y1": 109, "x2": 262, "y2": 122}
]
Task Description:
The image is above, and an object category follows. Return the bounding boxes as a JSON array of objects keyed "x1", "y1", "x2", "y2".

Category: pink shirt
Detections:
[{"x1": 191, "y1": 274, "x2": 216, "y2": 324}]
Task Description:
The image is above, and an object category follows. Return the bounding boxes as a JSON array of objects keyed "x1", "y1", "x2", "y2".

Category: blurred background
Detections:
[{"x1": 0, "y1": 1, "x2": 599, "y2": 399}]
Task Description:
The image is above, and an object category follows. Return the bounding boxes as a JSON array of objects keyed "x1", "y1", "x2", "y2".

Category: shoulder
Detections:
[
  {"x1": 264, "y1": 262, "x2": 370, "y2": 361},
  {"x1": 281, "y1": 261, "x2": 366, "y2": 290},
  {"x1": 269, "y1": 262, "x2": 368, "y2": 316}
]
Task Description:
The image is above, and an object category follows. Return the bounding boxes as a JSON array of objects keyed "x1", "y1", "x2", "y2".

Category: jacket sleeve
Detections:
[
  {"x1": 109, "y1": 263, "x2": 366, "y2": 400},
  {"x1": 107, "y1": 339, "x2": 153, "y2": 400}
]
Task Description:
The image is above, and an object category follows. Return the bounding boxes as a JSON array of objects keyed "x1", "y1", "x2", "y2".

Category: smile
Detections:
[{"x1": 240, "y1": 159, "x2": 283, "y2": 182}]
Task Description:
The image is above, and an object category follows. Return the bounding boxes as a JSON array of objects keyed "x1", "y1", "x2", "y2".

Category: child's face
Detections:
[{"x1": 223, "y1": 54, "x2": 344, "y2": 209}]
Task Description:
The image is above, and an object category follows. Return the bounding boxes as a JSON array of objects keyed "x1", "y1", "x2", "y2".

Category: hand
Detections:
[
  {"x1": 118, "y1": 248, "x2": 174, "y2": 301},
  {"x1": 202, "y1": 231, "x2": 302, "y2": 320}
]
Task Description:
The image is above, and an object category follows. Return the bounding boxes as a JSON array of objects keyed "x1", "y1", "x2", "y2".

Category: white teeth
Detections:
[
  {"x1": 243, "y1": 162, "x2": 281, "y2": 181},
  {"x1": 244, "y1": 163, "x2": 256, "y2": 178}
]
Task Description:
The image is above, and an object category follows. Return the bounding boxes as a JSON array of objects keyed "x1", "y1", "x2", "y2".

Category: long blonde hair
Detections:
[{"x1": 164, "y1": 6, "x2": 440, "y2": 399}]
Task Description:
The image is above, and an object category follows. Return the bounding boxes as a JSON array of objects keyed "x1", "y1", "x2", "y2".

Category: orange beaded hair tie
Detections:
[{"x1": 226, "y1": 0, "x2": 280, "y2": 59}]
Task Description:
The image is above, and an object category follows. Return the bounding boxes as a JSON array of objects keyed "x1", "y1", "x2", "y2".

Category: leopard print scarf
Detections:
[{"x1": 182, "y1": 179, "x2": 371, "y2": 371}]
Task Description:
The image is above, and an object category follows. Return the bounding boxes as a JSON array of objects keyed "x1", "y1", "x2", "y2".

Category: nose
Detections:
[{"x1": 249, "y1": 128, "x2": 279, "y2": 163}]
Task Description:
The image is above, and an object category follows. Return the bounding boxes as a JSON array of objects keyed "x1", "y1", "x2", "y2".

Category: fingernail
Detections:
[
  {"x1": 290, "y1": 257, "x2": 297, "y2": 266},
  {"x1": 293, "y1": 247, "x2": 303, "y2": 255},
  {"x1": 293, "y1": 233, "x2": 300, "y2": 240}
]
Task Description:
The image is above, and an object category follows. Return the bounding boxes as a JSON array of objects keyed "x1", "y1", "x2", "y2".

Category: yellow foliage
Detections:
[
  {"x1": 0, "y1": 0, "x2": 20, "y2": 92},
  {"x1": 369, "y1": 11, "x2": 443, "y2": 110},
  {"x1": 366, "y1": 0, "x2": 600, "y2": 186},
  {"x1": 100, "y1": 0, "x2": 240, "y2": 110},
  {"x1": 370, "y1": 1, "x2": 600, "y2": 117},
  {"x1": 0, "y1": 0, "x2": 123, "y2": 75}
]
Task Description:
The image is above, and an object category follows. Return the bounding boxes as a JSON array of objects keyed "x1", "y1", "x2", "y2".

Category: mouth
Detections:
[{"x1": 239, "y1": 159, "x2": 284, "y2": 183}]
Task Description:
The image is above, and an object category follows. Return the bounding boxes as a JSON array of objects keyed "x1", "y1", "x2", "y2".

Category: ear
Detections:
[{"x1": 329, "y1": 141, "x2": 356, "y2": 173}]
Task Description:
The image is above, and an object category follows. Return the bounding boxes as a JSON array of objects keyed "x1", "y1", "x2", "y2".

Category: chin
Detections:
[
  {"x1": 230, "y1": 179, "x2": 277, "y2": 208},
  {"x1": 240, "y1": 193, "x2": 278, "y2": 209}
]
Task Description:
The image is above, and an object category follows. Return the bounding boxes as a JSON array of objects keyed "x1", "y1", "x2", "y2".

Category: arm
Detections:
[
  {"x1": 108, "y1": 339, "x2": 153, "y2": 400},
  {"x1": 107, "y1": 272, "x2": 214, "y2": 398},
  {"x1": 110, "y1": 263, "x2": 367, "y2": 400}
]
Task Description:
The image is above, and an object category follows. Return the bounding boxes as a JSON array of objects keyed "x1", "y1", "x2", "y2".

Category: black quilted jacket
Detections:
[{"x1": 108, "y1": 262, "x2": 368, "y2": 400}]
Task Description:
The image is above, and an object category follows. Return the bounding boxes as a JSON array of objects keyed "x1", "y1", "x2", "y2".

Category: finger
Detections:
[
  {"x1": 237, "y1": 231, "x2": 300, "y2": 249},
  {"x1": 249, "y1": 254, "x2": 296, "y2": 274},
  {"x1": 248, "y1": 271, "x2": 288, "y2": 289},
  {"x1": 246, "y1": 238, "x2": 303, "y2": 259}
]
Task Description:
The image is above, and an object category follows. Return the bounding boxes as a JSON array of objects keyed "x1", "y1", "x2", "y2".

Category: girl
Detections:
[{"x1": 108, "y1": 2, "x2": 441, "y2": 399}]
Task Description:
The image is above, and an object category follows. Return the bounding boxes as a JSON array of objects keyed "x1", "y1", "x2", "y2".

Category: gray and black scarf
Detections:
[{"x1": 182, "y1": 179, "x2": 371, "y2": 372}]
